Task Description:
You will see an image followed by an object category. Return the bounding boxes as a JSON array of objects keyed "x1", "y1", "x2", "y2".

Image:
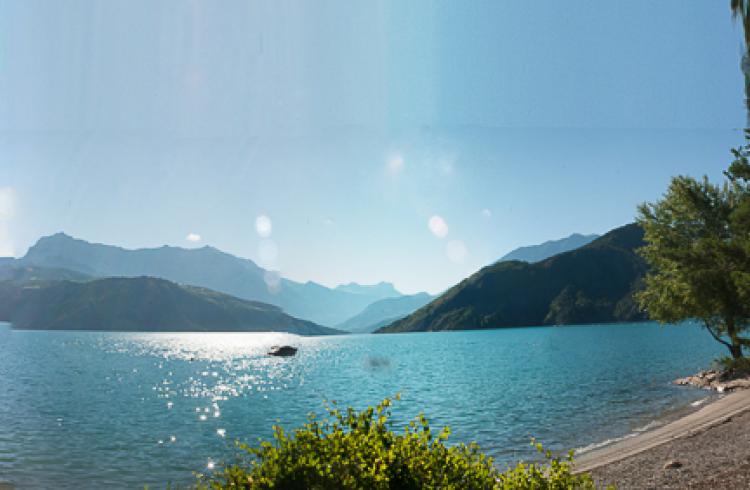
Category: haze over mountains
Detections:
[
  {"x1": 336, "y1": 293, "x2": 434, "y2": 333},
  {"x1": 498, "y1": 233, "x2": 600, "y2": 263},
  {"x1": 12, "y1": 233, "x2": 407, "y2": 327},
  {"x1": 0, "y1": 264, "x2": 91, "y2": 283},
  {"x1": 378, "y1": 224, "x2": 647, "y2": 333}
]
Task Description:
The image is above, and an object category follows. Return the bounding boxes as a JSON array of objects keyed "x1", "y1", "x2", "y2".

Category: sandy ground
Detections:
[{"x1": 575, "y1": 389, "x2": 750, "y2": 489}]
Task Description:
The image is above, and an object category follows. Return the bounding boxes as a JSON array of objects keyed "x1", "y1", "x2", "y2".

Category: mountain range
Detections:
[
  {"x1": 0, "y1": 274, "x2": 340, "y2": 334},
  {"x1": 12, "y1": 233, "x2": 405, "y2": 326},
  {"x1": 377, "y1": 223, "x2": 647, "y2": 333},
  {"x1": 0, "y1": 226, "x2": 643, "y2": 334},
  {"x1": 498, "y1": 233, "x2": 599, "y2": 263}
]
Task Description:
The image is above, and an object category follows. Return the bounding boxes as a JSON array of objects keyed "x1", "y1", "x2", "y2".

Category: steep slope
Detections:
[
  {"x1": 19, "y1": 233, "x2": 398, "y2": 326},
  {"x1": 0, "y1": 276, "x2": 341, "y2": 335},
  {"x1": 498, "y1": 233, "x2": 599, "y2": 263},
  {"x1": 377, "y1": 224, "x2": 647, "y2": 333},
  {"x1": 336, "y1": 292, "x2": 433, "y2": 333}
]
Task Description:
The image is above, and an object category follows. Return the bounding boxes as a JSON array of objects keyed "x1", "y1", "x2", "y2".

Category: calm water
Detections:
[{"x1": 0, "y1": 321, "x2": 725, "y2": 489}]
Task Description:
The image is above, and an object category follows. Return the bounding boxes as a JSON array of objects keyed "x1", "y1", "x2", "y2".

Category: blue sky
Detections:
[{"x1": 0, "y1": 1, "x2": 747, "y2": 294}]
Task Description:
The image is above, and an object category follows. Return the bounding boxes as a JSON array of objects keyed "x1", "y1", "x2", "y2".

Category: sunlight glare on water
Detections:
[{"x1": 0, "y1": 322, "x2": 727, "y2": 489}]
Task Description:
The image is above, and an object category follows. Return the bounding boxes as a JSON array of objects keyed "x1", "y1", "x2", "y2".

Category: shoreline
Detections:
[{"x1": 574, "y1": 389, "x2": 750, "y2": 487}]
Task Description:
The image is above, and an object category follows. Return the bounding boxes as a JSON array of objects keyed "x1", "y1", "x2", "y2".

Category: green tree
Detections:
[
  {"x1": 732, "y1": 0, "x2": 750, "y2": 124},
  {"x1": 636, "y1": 142, "x2": 750, "y2": 359}
]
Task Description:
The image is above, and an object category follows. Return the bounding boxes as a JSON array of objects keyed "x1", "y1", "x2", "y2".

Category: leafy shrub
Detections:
[
  {"x1": 714, "y1": 355, "x2": 750, "y2": 378},
  {"x1": 196, "y1": 396, "x2": 598, "y2": 489}
]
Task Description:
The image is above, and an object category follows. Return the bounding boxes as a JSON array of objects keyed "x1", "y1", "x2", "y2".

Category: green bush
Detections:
[
  {"x1": 714, "y1": 355, "x2": 750, "y2": 378},
  {"x1": 196, "y1": 396, "x2": 597, "y2": 489}
]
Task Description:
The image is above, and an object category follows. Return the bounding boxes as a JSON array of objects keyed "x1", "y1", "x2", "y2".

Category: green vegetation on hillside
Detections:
[
  {"x1": 196, "y1": 397, "x2": 596, "y2": 490},
  {"x1": 377, "y1": 224, "x2": 647, "y2": 333},
  {"x1": 0, "y1": 276, "x2": 341, "y2": 335}
]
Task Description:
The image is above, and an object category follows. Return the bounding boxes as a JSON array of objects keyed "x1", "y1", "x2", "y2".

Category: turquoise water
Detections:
[{"x1": 0, "y1": 322, "x2": 725, "y2": 489}]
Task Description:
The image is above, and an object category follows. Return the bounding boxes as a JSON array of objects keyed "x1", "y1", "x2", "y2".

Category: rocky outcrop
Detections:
[{"x1": 674, "y1": 370, "x2": 750, "y2": 392}]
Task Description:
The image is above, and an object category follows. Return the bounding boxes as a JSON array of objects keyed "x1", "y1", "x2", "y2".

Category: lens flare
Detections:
[
  {"x1": 255, "y1": 215, "x2": 272, "y2": 238},
  {"x1": 264, "y1": 270, "x2": 282, "y2": 294},
  {"x1": 387, "y1": 153, "x2": 404, "y2": 173},
  {"x1": 257, "y1": 240, "x2": 279, "y2": 267},
  {"x1": 428, "y1": 215, "x2": 449, "y2": 238},
  {"x1": 0, "y1": 187, "x2": 15, "y2": 220},
  {"x1": 446, "y1": 240, "x2": 468, "y2": 263}
]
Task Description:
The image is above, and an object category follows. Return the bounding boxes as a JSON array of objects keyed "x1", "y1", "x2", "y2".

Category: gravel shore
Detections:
[{"x1": 578, "y1": 390, "x2": 750, "y2": 489}]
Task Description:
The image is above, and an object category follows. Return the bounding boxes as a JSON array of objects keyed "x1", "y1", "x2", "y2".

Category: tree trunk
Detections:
[
  {"x1": 725, "y1": 317, "x2": 744, "y2": 359},
  {"x1": 730, "y1": 342, "x2": 744, "y2": 360}
]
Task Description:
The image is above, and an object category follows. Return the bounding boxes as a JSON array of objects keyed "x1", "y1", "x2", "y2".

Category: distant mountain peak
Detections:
[
  {"x1": 498, "y1": 232, "x2": 600, "y2": 264},
  {"x1": 40, "y1": 231, "x2": 75, "y2": 242},
  {"x1": 31, "y1": 232, "x2": 105, "y2": 252},
  {"x1": 334, "y1": 281, "x2": 401, "y2": 297}
]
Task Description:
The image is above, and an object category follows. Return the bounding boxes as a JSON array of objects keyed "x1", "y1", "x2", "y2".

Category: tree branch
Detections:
[{"x1": 704, "y1": 321, "x2": 732, "y2": 348}]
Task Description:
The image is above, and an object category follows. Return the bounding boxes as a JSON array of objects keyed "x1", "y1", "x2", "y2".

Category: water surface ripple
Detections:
[{"x1": 0, "y1": 322, "x2": 723, "y2": 488}]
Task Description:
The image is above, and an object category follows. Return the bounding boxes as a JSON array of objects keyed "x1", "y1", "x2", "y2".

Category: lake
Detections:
[{"x1": 0, "y1": 322, "x2": 725, "y2": 489}]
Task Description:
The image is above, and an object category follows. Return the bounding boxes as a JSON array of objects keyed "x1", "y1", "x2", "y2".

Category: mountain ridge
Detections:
[
  {"x1": 498, "y1": 232, "x2": 599, "y2": 263},
  {"x1": 18, "y1": 233, "x2": 405, "y2": 326},
  {"x1": 377, "y1": 223, "x2": 647, "y2": 333},
  {"x1": 0, "y1": 275, "x2": 342, "y2": 335}
]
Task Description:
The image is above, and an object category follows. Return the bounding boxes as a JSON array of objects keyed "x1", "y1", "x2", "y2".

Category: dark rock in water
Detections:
[{"x1": 268, "y1": 345, "x2": 297, "y2": 357}]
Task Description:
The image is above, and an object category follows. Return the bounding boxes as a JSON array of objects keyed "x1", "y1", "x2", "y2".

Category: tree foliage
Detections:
[
  {"x1": 732, "y1": 0, "x2": 750, "y2": 124},
  {"x1": 637, "y1": 140, "x2": 750, "y2": 359},
  {"x1": 196, "y1": 396, "x2": 597, "y2": 490}
]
